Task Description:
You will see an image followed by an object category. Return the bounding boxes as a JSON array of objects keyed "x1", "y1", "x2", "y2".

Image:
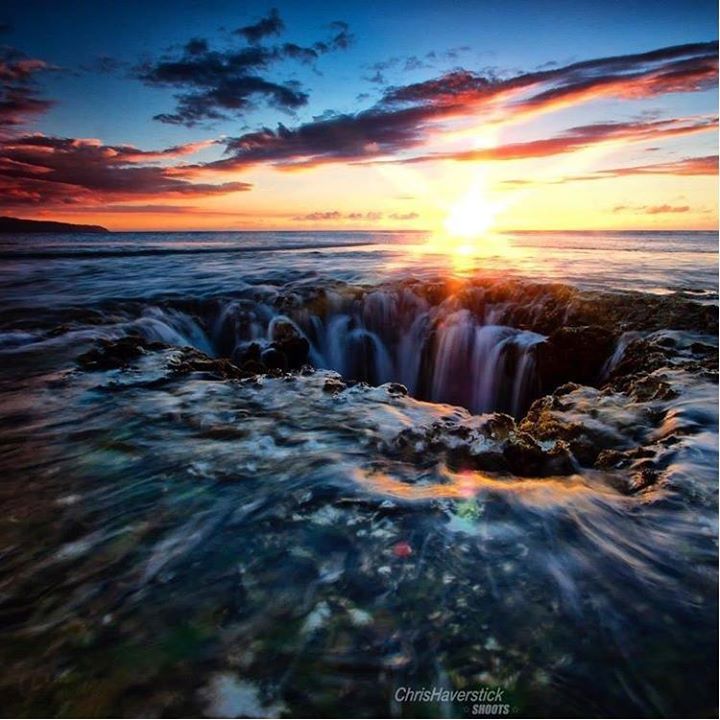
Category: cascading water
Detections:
[{"x1": 130, "y1": 286, "x2": 548, "y2": 416}]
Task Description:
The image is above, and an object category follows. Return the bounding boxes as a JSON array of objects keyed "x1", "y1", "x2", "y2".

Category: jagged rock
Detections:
[
  {"x1": 168, "y1": 348, "x2": 256, "y2": 380},
  {"x1": 603, "y1": 460, "x2": 660, "y2": 495},
  {"x1": 323, "y1": 377, "x2": 347, "y2": 393},
  {"x1": 519, "y1": 393, "x2": 607, "y2": 466},
  {"x1": 384, "y1": 414, "x2": 574, "y2": 477},
  {"x1": 607, "y1": 335, "x2": 717, "y2": 396},
  {"x1": 77, "y1": 336, "x2": 167, "y2": 370},
  {"x1": 502, "y1": 432, "x2": 575, "y2": 476}
]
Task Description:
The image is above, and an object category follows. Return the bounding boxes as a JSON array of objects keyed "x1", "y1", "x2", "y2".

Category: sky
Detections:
[{"x1": 0, "y1": 0, "x2": 717, "y2": 232}]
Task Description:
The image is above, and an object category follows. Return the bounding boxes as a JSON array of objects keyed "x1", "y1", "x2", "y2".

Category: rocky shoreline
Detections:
[
  {"x1": 72, "y1": 278, "x2": 717, "y2": 498},
  {"x1": 0, "y1": 277, "x2": 716, "y2": 717}
]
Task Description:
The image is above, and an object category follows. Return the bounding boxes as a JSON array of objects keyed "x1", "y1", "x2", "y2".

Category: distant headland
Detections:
[{"x1": 0, "y1": 216, "x2": 108, "y2": 233}]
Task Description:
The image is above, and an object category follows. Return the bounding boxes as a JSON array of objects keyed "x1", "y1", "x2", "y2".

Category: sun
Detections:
[{"x1": 443, "y1": 186, "x2": 496, "y2": 239}]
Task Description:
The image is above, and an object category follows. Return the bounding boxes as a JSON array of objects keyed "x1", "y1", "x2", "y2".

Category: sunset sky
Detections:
[{"x1": 0, "y1": 0, "x2": 717, "y2": 232}]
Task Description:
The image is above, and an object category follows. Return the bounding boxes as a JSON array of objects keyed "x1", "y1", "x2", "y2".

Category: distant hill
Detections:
[{"x1": 0, "y1": 216, "x2": 108, "y2": 233}]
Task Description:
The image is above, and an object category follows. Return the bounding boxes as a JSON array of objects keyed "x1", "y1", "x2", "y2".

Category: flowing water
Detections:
[{"x1": 0, "y1": 230, "x2": 717, "y2": 717}]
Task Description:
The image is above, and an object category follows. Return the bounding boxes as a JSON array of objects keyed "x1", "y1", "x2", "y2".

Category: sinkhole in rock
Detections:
[{"x1": 138, "y1": 290, "x2": 618, "y2": 419}]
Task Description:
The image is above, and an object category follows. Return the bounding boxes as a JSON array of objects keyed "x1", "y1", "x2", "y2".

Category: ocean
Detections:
[{"x1": 0, "y1": 230, "x2": 717, "y2": 716}]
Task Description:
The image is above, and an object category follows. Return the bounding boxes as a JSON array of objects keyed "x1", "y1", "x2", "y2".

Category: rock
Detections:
[
  {"x1": 260, "y1": 347, "x2": 287, "y2": 371},
  {"x1": 384, "y1": 414, "x2": 575, "y2": 477},
  {"x1": 604, "y1": 461, "x2": 660, "y2": 495},
  {"x1": 536, "y1": 325, "x2": 616, "y2": 394},
  {"x1": 271, "y1": 335, "x2": 310, "y2": 370},
  {"x1": 240, "y1": 359, "x2": 267, "y2": 375},
  {"x1": 269, "y1": 319, "x2": 301, "y2": 343},
  {"x1": 168, "y1": 347, "x2": 256, "y2": 380},
  {"x1": 77, "y1": 335, "x2": 167, "y2": 370},
  {"x1": 233, "y1": 342, "x2": 261, "y2": 365},
  {"x1": 323, "y1": 377, "x2": 346, "y2": 393},
  {"x1": 502, "y1": 432, "x2": 575, "y2": 476},
  {"x1": 519, "y1": 394, "x2": 605, "y2": 466}
]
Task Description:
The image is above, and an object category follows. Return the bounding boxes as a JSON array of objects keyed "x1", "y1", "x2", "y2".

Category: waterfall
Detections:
[{"x1": 129, "y1": 287, "x2": 548, "y2": 416}]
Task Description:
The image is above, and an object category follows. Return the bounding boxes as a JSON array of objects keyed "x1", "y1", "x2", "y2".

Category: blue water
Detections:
[
  {"x1": 0, "y1": 229, "x2": 716, "y2": 717},
  {"x1": 0, "y1": 231, "x2": 716, "y2": 314}
]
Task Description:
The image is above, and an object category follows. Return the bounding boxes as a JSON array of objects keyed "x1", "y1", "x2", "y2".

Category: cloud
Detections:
[
  {"x1": 504, "y1": 155, "x2": 719, "y2": 185},
  {"x1": 0, "y1": 46, "x2": 56, "y2": 127},
  {"x1": 234, "y1": 9, "x2": 285, "y2": 44},
  {"x1": 378, "y1": 116, "x2": 718, "y2": 165},
  {"x1": 582, "y1": 154, "x2": 718, "y2": 179},
  {"x1": 315, "y1": 21, "x2": 354, "y2": 52},
  {"x1": 613, "y1": 204, "x2": 691, "y2": 214},
  {"x1": 381, "y1": 42, "x2": 717, "y2": 116},
  {"x1": 210, "y1": 105, "x2": 437, "y2": 171},
  {"x1": 0, "y1": 134, "x2": 249, "y2": 207},
  {"x1": 292, "y1": 209, "x2": 419, "y2": 222},
  {"x1": 80, "y1": 55, "x2": 128, "y2": 74},
  {"x1": 210, "y1": 113, "x2": 715, "y2": 174},
  {"x1": 207, "y1": 41, "x2": 717, "y2": 171},
  {"x1": 362, "y1": 47, "x2": 471, "y2": 85},
  {"x1": 137, "y1": 13, "x2": 353, "y2": 126}
]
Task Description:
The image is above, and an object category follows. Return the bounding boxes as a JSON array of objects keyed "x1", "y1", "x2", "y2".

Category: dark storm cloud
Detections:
[
  {"x1": 137, "y1": 12, "x2": 353, "y2": 126},
  {"x1": 0, "y1": 46, "x2": 56, "y2": 127},
  {"x1": 0, "y1": 135, "x2": 249, "y2": 207},
  {"x1": 210, "y1": 104, "x2": 437, "y2": 171},
  {"x1": 208, "y1": 41, "x2": 717, "y2": 171},
  {"x1": 315, "y1": 21, "x2": 354, "y2": 52},
  {"x1": 184, "y1": 38, "x2": 209, "y2": 56},
  {"x1": 234, "y1": 9, "x2": 285, "y2": 44}
]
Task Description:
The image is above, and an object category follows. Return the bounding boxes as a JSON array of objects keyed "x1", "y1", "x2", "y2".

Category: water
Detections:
[{"x1": 0, "y1": 230, "x2": 717, "y2": 717}]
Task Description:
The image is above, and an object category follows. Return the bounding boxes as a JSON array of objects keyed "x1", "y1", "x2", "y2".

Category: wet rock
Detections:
[
  {"x1": 323, "y1": 377, "x2": 347, "y2": 393},
  {"x1": 536, "y1": 325, "x2": 616, "y2": 393},
  {"x1": 519, "y1": 393, "x2": 608, "y2": 466},
  {"x1": 77, "y1": 335, "x2": 167, "y2": 370},
  {"x1": 607, "y1": 337, "x2": 675, "y2": 384},
  {"x1": 233, "y1": 341, "x2": 261, "y2": 366},
  {"x1": 262, "y1": 321, "x2": 310, "y2": 370},
  {"x1": 502, "y1": 432, "x2": 575, "y2": 476},
  {"x1": 168, "y1": 347, "x2": 256, "y2": 380},
  {"x1": 384, "y1": 414, "x2": 575, "y2": 477},
  {"x1": 625, "y1": 374, "x2": 678, "y2": 402},
  {"x1": 272, "y1": 335, "x2": 310, "y2": 370},
  {"x1": 260, "y1": 347, "x2": 287, "y2": 371},
  {"x1": 607, "y1": 335, "x2": 717, "y2": 397},
  {"x1": 240, "y1": 359, "x2": 267, "y2": 375},
  {"x1": 604, "y1": 459, "x2": 660, "y2": 495}
]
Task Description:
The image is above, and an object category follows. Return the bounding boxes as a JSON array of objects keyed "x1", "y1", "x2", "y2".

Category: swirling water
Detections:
[{"x1": 0, "y1": 230, "x2": 717, "y2": 717}]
